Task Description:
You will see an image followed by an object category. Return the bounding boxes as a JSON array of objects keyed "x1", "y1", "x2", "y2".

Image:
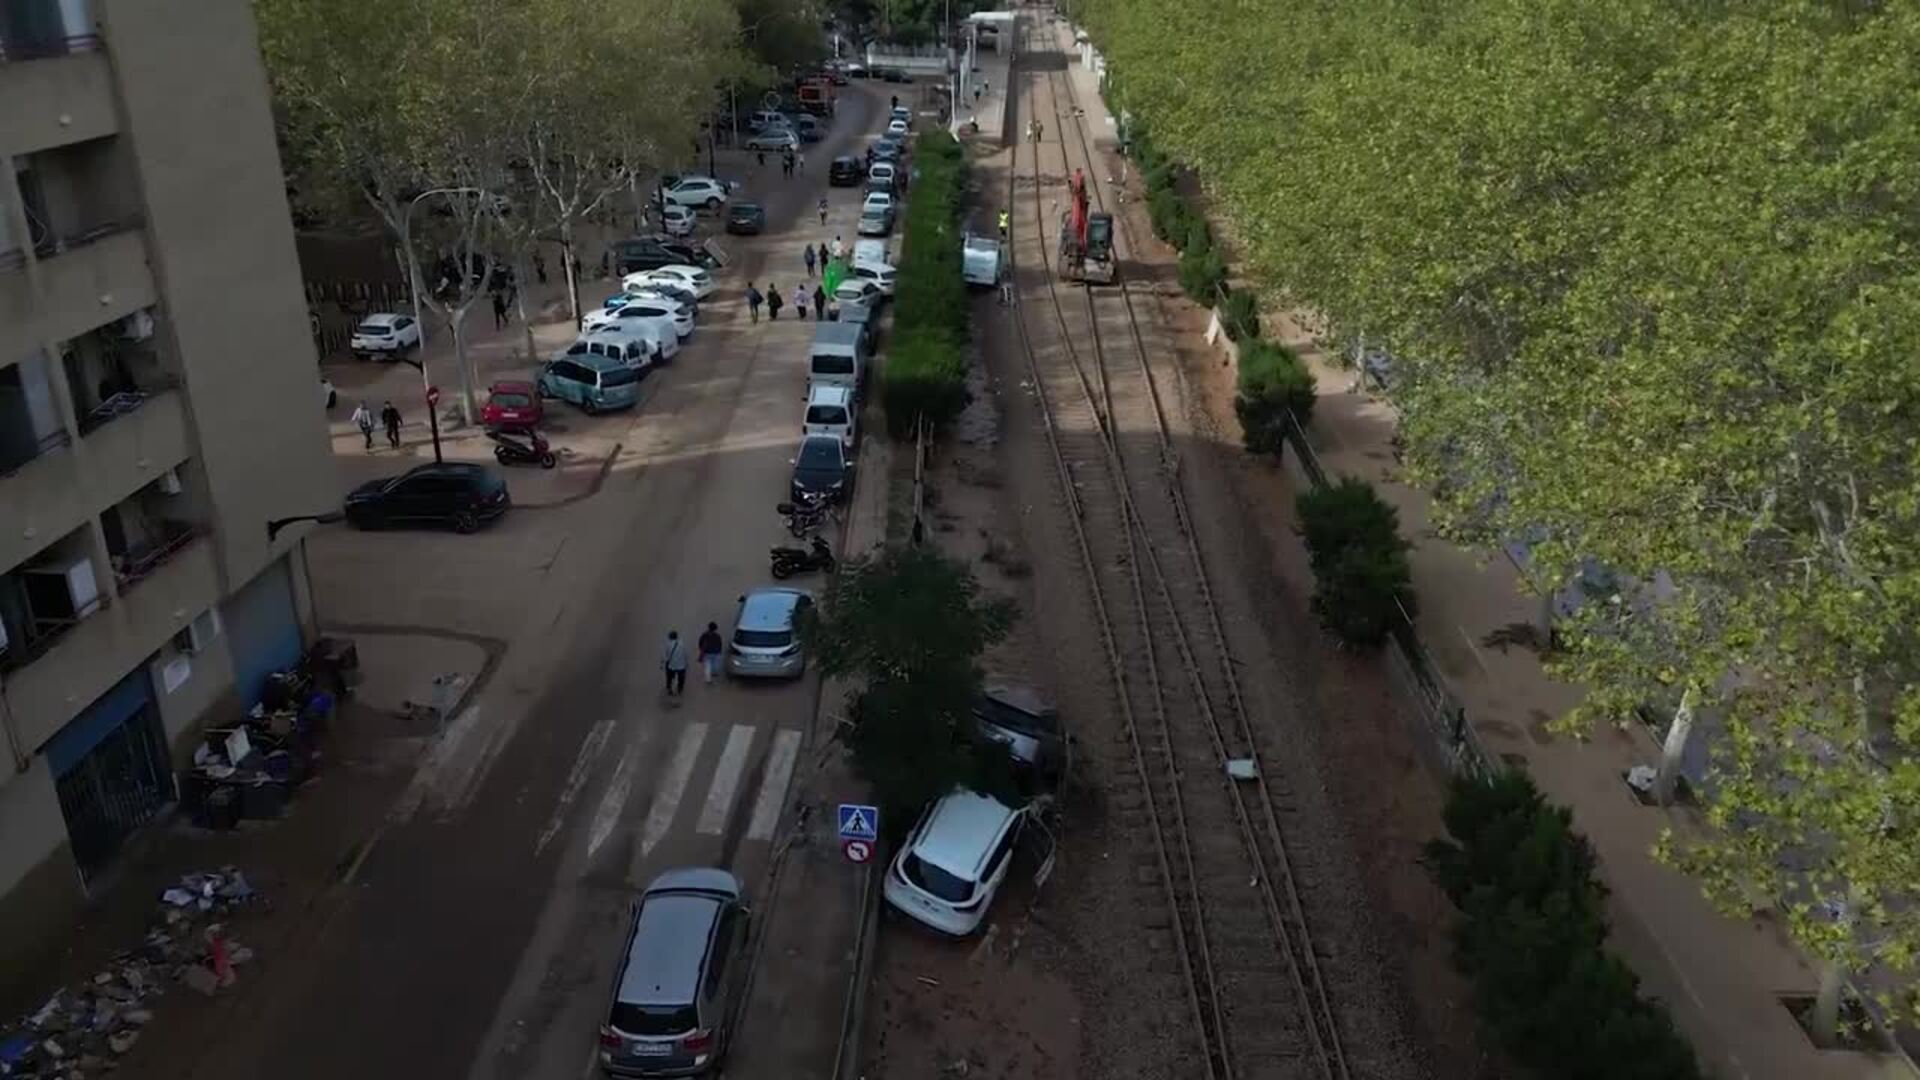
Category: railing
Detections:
[
  {"x1": 0, "y1": 597, "x2": 109, "y2": 676},
  {"x1": 111, "y1": 522, "x2": 201, "y2": 591},
  {"x1": 31, "y1": 211, "x2": 143, "y2": 261},
  {"x1": 76, "y1": 375, "x2": 178, "y2": 436},
  {"x1": 0, "y1": 426, "x2": 71, "y2": 478},
  {"x1": 0, "y1": 31, "x2": 100, "y2": 63},
  {"x1": 0, "y1": 0, "x2": 99, "y2": 63}
]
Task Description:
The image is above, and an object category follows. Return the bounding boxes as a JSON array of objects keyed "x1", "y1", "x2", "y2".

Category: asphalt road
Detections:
[{"x1": 197, "y1": 88, "x2": 882, "y2": 1080}]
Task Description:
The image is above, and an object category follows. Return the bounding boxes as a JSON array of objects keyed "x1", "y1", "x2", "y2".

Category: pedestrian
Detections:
[
  {"x1": 534, "y1": 251, "x2": 548, "y2": 284},
  {"x1": 746, "y1": 282, "x2": 764, "y2": 323},
  {"x1": 818, "y1": 196, "x2": 829, "y2": 226},
  {"x1": 697, "y1": 622, "x2": 724, "y2": 685},
  {"x1": 817, "y1": 242, "x2": 830, "y2": 272},
  {"x1": 380, "y1": 400, "x2": 402, "y2": 449},
  {"x1": 793, "y1": 282, "x2": 808, "y2": 320},
  {"x1": 813, "y1": 283, "x2": 827, "y2": 320},
  {"x1": 757, "y1": 147, "x2": 767, "y2": 169},
  {"x1": 830, "y1": 235, "x2": 845, "y2": 261},
  {"x1": 767, "y1": 284, "x2": 783, "y2": 321},
  {"x1": 661, "y1": 630, "x2": 688, "y2": 696},
  {"x1": 796, "y1": 151, "x2": 806, "y2": 174},
  {"x1": 491, "y1": 291, "x2": 508, "y2": 329},
  {"x1": 998, "y1": 208, "x2": 1009, "y2": 240},
  {"x1": 890, "y1": 94, "x2": 899, "y2": 109},
  {"x1": 804, "y1": 244, "x2": 817, "y2": 279},
  {"x1": 974, "y1": 83, "x2": 983, "y2": 106},
  {"x1": 351, "y1": 400, "x2": 375, "y2": 451}
]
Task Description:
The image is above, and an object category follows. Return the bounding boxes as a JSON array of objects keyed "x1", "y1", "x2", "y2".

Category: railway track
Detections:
[{"x1": 1002, "y1": 22, "x2": 1357, "y2": 1080}]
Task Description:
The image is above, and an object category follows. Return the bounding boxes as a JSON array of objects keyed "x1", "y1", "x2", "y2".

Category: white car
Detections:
[
  {"x1": 849, "y1": 260, "x2": 896, "y2": 296},
  {"x1": 661, "y1": 176, "x2": 731, "y2": 211},
  {"x1": 584, "y1": 303, "x2": 682, "y2": 346},
  {"x1": 886, "y1": 117, "x2": 908, "y2": 137},
  {"x1": 862, "y1": 191, "x2": 896, "y2": 216},
  {"x1": 349, "y1": 312, "x2": 421, "y2": 358},
  {"x1": 592, "y1": 295, "x2": 693, "y2": 339},
  {"x1": 659, "y1": 203, "x2": 697, "y2": 237},
  {"x1": 745, "y1": 128, "x2": 799, "y2": 151},
  {"x1": 627, "y1": 264, "x2": 714, "y2": 299},
  {"x1": 884, "y1": 790, "x2": 1027, "y2": 936},
  {"x1": 833, "y1": 279, "x2": 884, "y2": 314}
]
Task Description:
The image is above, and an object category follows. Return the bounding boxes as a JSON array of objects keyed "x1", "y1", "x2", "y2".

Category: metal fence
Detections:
[
  {"x1": 306, "y1": 280, "x2": 414, "y2": 361},
  {"x1": 1277, "y1": 409, "x2": 1498, "y2": 783}
]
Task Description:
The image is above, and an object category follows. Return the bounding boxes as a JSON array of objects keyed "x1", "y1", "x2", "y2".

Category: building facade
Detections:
[{"x1": 0, "y1": 0, "x2": 335, "y2": 977}]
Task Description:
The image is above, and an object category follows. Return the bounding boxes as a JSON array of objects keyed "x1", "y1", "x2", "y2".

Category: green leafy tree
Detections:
[
  {"x1": 801, "y1": 546, "x2": 1018, "y2": 827},
  {"x1": 1295, "y1": 478, "x2": 1415, "y2": 647},
  {"x1": 1234, "y1": 340, "x2": 1314, "y2": 454}
]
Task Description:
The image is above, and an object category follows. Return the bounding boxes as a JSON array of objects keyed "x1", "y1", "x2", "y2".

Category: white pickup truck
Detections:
[{"x1": 961, "y1": 233, "x2": 1002, "y2": 287}]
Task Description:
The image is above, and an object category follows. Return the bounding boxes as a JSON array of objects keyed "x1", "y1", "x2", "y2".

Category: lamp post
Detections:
[{"x1": 401, "y1": 186, "x2": 485, "y2": 463}]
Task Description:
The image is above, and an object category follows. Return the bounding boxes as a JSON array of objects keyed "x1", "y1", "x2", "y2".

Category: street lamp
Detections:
[{"x1": 402, "y1": 186, "x2": 486, "y2": 463}]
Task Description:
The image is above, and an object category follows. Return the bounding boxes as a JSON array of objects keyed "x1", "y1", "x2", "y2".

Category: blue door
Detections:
[{"x1": 222, "y1": 560, "x2": 304, "y2": 709}]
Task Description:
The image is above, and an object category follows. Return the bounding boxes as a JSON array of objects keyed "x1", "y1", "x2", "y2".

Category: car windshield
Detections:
[
  {"x1": 609, "y1": 1002, "x2": 698, "y2": 1037},
  {"x1": 355, "y1": 321, "x2": 392, "y2": 335},
  {"x1": 603, "y1": 367, "x2": 640, "y2": 388},
  {"x1": 811, "y1": 354, "x2": 854, "y2": 376},
  {"x1": 491, "y1": 392, "x2": 531, "y2": 409},
  {"x1": 797, "y1": 439, "x2": 842, "y2": 469},
  {"x1": 806, "y1": 405, "x2": 848, "y2": 425},
  {"x1": 734, "y1": 627, "x2": 792, "y2": 648},
  {"x1": 903, "y1": 853, "x2": 975, "y2": 903}
]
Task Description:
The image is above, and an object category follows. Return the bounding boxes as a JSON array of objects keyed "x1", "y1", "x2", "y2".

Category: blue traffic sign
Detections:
[{"x1": 837, "y1": 803, "x2": 879, "y2": 842}]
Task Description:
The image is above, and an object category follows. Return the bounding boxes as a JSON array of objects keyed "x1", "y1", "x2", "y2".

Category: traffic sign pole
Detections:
[{"x1": 425, "y1": 385, "x2": 443, "y2": 463}]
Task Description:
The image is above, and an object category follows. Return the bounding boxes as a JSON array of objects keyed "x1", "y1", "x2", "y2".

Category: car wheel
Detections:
[
  {"x1": 771, "y1": 560, "x2": 795, "y2": 580},
  {"x1": 494, "y1": 446, "x2": 512, "y2": 465},
  {"x1": 454, "y1": 510, "x2": 480, "y2": 534},
  {"x1": 539, "y1": 452, "x2": 557, "y2": 469},
  {"x1": 705, "y1": 196, "x2": 722, "y2": 211},
  {"x1": 581, "y1": 398, "x2": 599, "y2": 416}
]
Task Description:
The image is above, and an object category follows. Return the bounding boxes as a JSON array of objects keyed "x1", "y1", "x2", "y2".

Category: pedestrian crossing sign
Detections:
[{"x1": 837, "y1": 803, "x2": 879, "y2": 842}]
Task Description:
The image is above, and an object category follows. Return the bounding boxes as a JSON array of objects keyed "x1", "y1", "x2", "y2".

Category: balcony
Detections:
[
  {"x1": 0, "y1": 0, "x2": 100, "y2": 63},
  {"x1": 1, "y1": 224, "x2": 153, "y2": 357},
  {"x1": 0, "y1": 46, "x2": 116, "y2": 157},
  {"x1": 1, "y1": 532, "x2": 216, "y2": 754},
  {"x1": 102, "y1": 471, "x2": 206, "y2": 591},
  {"x1": 0, "y1": 384, "x2": 189, "y2": 575}
]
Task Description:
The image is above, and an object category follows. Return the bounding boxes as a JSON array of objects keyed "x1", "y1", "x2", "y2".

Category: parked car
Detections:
[
  {"x1": 659, "y1": 203, "x2": 697, "y2": 237},
  {"x1": 885, "y1": 117, "x2": 908, "y2": 137},
  {"x1": 790, "y1": 433, "x2": 854, "y2": 504},
  {"x1": 482, "y1": 380, "x2": 543, "y2": 430},
  {"x1": 648, "y1": 237, "x2": 721, "y2": 270},
  {"x1": 344, "y1": 462, "x2": 511, "y2": 534},
  {"x1": 856, "y1": 204, "x2": 894, "y2": 237},
  {"x1": 843, "y1": 60, "x2": 870, "y2": 79},
  {"x1": 828, "y1": 155, "x2": 865, "y2": 186},
  {"x1": 866, "y1": 161, "x2": 899, "y2": 192},
  {"x1": 538, "y1": 353, "x2": 643, "y2": 414},
  {"x1": 349, "y1": 313, "x2": 421, "y2": 359},
  {"x1": 890, "y1": 105, "x2": 912, "y2": 125},
  {"x1": 620, "y1": 279, "x2": 702, "y2": 311},
  {"x1": 862, "y1": 191, "x2": 897, "y2": 217},
  {"x1": 877, "y1": 67, "x2": 910, "y2": 84},
  {"x1": 869, "y1": 138, "x2": 902, "y2": 166},
  {"x1": 803, "y1": 382, "x2": 858, "y2": 449},
  {"x1": 661, "y1": 176, "x2": 732, "y2": 211},
  {"x1": 884, "y1": 790, "x2": 1026, "y2": 935},
  {"x1": 744, "y1": 128, "x2": 799, "y2": 151},
  {"x1": 974, "y1": 684, "x2": 1066, "y2": 791},
  {"x1": 597, "y1": 868, "x2": 750, "y2": 1077},
  {"x1": 725, "y1": 587, "x2": 814, "y2": 679},
  {"x1": 587, "y1": 297, "x2": 693, "y2": 339},
  {"x1": 832, "y1": 279, "x2": 884, "y2": 316},
  {"x1": 747, "y1": 109, "x2": 789, "y2": 131},
  {"x1": 725, "y1": 202, "x2": 766, "y2": 235},
  {"x1": 627, "y1": 264, "x2": 715, "y2": 299},
  {"x1": 791, "y1": 114, "x2": 824, "y2": 142},
  {"x1": 558, "y1": 325, "x2": 671, "y2": 369},
  {"x1": 612, "y1": 237, "x2": 685, "y2": 275},
  {"x1": 848, "y1": 260, "x2": 896, "y2": 296}
]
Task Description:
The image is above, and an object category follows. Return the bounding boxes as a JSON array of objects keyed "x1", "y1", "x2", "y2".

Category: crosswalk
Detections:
[{"x1": 573, "y1": 721, "x2": 805, "y2": 870}]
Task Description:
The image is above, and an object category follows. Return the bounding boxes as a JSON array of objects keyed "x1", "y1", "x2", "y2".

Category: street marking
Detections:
[
  {"x1": 696, "y1": 724, "x2": 758, "y2": 835},
  {"x1": 536, "y1": 709, "x2": 620, "y2": 855},
  {"x1": 586, "y1": 743, "x2": 639, "y2": 860},
  {"x1": 388, "y1": 704, "x2": 483, "y2": 823},
  {"x1": 638, "y1": 723, "x2": 709, "y2": 861},
  {"x1": 747, "y1": 730, "x2": 803, "y2": 841}
]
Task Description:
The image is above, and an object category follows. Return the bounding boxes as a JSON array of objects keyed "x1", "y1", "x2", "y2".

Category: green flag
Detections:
[{"x1": 823, "y1": 258, "x2": 845, "y2": 295}]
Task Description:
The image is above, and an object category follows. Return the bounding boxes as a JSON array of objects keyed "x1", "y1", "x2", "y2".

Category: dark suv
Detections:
[
  {"x1": 599, "y1": 869, "x2": 749, "y2": 1077},
  {"x1": 343, "y1": 463, "x2": 510, "y2": 533},
  {"x1": 612, "y1": 237, "x2": 681, "y2": 274},
  {"x1": 828, "y1": 155, "x2": 864, "y2": 186}
]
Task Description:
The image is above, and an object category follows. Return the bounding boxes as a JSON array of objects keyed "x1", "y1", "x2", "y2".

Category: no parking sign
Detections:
[{"x1": 842, "y1": 839, "x2": 873, "y2": 864}]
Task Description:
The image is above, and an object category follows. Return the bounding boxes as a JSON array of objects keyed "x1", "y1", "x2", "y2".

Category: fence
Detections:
[
  {"x1": 305, "y1": 280, "x2": 414, "y2": 361},
  {"x1": 908, "y1": 416, "x2": 930, "y2": 545},
  {"x1": 1276, "y1": 409, "x2": 1498, "y2": 783}
]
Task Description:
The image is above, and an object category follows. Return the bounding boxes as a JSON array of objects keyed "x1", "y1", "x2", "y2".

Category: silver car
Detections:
[
  {"x1": 599, "y1": 868, "x2": 750, "y2": 1077},
  {"x1": 724, "y1": 588, "x2": 813, "y2": 679}
]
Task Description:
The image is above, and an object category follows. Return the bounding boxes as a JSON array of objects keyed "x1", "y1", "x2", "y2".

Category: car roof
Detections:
[
  {"x1": 360, "y1": 312, "x2": 405, "y2": 325},
  {"x1": 731, "y1": 201, "x2": 764, "y2": 211},
  {"x1": 812, "y1": 321, "x2": 863, "y2": 347},
  {"x1": 738, "y1": 587, "x2": 808, "y2": 630},
  {"x1": 914, "y1": 790, "x2": 1018, "y2": 880},
  {"x1": 490, "y1": 380, "x2": 535, "y2": 394},
  {"x1": 655, "y1": 264, "x2": 707, "y2": 277},
  {"x1": 399, "y1": 462, "x2": 490, "y2": 481},
  {"x1": 562, "y1": 350, "x2": 634, "y2": 372},
  {"x1": 618, "y1": 892, "x2": 724, "y2": 1006},
  {"x1": 807, "y1": 383, "x2": 853, "y2": 405},
  {"x1": 832, "y1": 154, "x2": 859, "y2": 165}
]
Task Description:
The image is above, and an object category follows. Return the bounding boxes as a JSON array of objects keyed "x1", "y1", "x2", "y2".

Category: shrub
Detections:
[
  {"x1": 1234, "y1": 341, "x2": 1315, "y2": 454},
  {"x1": 1424, "y1": 772, "x2": 1704, "y2": 1080},
  {"x1": 880, "y1": 130, "x2": 972, "y2": 437},
  {"x1": 1220, "y1": 289, "x2": 1260, "y2": 342},
  {"x1": 880, "y1": 329, "x2": 968, "y2": 438},
  {"x1": 1147, "y1": 187, "x2": 1189, "y2": 245},
  {"x1": 1178, "y1": 235, "x2": 1226, "y2": 301},
  {"x1": 1294, "y1": 478, "x2": 1415, "y2": 646}
]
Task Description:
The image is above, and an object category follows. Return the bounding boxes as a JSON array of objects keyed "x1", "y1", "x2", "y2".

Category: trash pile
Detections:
[{"x1": 0, "y1": 868, "x2": 262, "y2": 1078}]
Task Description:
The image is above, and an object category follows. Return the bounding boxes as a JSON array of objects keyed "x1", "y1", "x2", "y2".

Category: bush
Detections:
[
  {"x1": 880, "y1": 130, "x2": 972, "y2": 436},
  {"x1": 1147, "y1": 187, "x2": 1190, "y2": 246},
  {"x1": 1178, "y1": 236, "x2": 1226, "y2": 301},
  {"x1": 1294, "y1": 478, "x2": 1415, "y2": 646},
  {"x1": 1234, "y1": 341, "x2": 1314, "y2": 454},
  {"x1": 1424, "y1": 772, "x2": 1704, "y2": 1080},
  {"x1": 1220, "y1": 289, "x2": 1260, "y2": 342},
  {"x1": 880, "y1": 329, "x2": 968, "y2": 439}
]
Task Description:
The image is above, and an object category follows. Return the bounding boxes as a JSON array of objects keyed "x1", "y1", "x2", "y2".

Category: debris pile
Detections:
[{"x1": 0, "y1": 868, "x2": 261, "y2": 1077}]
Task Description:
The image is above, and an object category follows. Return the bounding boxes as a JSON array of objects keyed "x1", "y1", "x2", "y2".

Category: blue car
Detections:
[{"x1": 538, "y1": 353, "x2": 641, "y2": 414}]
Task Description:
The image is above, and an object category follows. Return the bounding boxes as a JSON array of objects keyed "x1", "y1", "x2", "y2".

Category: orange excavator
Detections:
[{"x1": 1057, "y1": 168, "x2": 1114, "y2": 284}]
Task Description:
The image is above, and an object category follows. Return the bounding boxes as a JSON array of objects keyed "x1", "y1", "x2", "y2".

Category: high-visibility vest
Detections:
[{"x1": 997, "y1": 211, "x2": 1009, "y2": 230}]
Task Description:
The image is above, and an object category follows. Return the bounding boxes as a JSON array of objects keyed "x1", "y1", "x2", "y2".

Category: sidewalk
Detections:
[{"x1": 1047, "y1": 17, "x2": 1909, "y2": 1080}]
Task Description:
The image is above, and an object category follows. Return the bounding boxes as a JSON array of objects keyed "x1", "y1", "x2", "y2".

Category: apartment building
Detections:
[{"x1": 0, "y1": 0, "x2": 335, "y2": 975}]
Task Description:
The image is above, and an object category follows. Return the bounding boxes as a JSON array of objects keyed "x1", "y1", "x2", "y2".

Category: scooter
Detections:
[
  {"x1": 489, "y1": 428, "x2": 557, "y2": 469},
  {"x1": 770, "y1": 535, "x2": 836, "y2": 578},
  {"x1": 777, "y1": 496, "x2": 837, "y2": 537}
]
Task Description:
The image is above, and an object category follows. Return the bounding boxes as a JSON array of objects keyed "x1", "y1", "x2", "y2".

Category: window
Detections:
[
  {"x1": 610, "y1": 1003, "x2": 698, "y2": 1037},
  {"x1": 811, "y1": 355, "x2": 854, "y2": 376},
  {"x1": 395, "y1": 317, "x2": 414, "y2": 330},
  {"x1": 806, "y1": 406, "x2": 848, "y2": 426},
  {"x1": 702, "y1": 908, "x2": 737, "y2": 998},
  {"x1": 797, "y1": 439, "x2": 842, "y2": 469},
  {"x1": 903, "y1": 853, "x2": 975, "y2": 903},
  {"x1": 555, "y1": 361, "x2": 588, "y2": 382},
  {"x1": 986, "y1": 819, "x2": 1022, "y2": 879},
  {"x1": 602, "y1": 366, "x2": 640, "y2": 388}
]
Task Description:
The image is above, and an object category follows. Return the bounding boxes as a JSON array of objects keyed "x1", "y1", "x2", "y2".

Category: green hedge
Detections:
[
  {"x1": 1425, "y1": 772, "x2": 1704, "y2": 1080},
  {"x1": 1234, "y1": 341, "x2": 1314, "y2": 455},
  {"x1": 1220, "y1": 289, "x2": 1260, "y2": 342},
  {"x1": 881, "y1": 130, "x2": 971, "y2": 437},
  {"x1": 1294, "y1": 477, "x2": 1416, "y2": 646}
]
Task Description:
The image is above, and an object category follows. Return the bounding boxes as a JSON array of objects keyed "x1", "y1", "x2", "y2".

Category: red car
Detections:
[{"x1": 482, "y1": 380, "x2": 543, "y2": 430}]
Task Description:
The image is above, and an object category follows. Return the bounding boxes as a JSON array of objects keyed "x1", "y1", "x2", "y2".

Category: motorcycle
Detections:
[
  {"x1": 489, "y1": 428, "x2": 557, "y2": 469},
  {"x1": 770, "y1": 535, "x2": 836, "y2": 579},
  {"x1": 777, "y1": 495, "x2": 837, "y2": 537}
]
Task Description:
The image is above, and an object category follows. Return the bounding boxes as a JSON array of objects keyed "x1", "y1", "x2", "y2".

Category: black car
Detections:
[
  {"x1": 611, "y1": 237, "x2": 680, "y2": 275},
  {"x1": 653, "y1": 236, "x2": 721, "y2": 270},
  {"x1": 790, "y1": 434, "x2": 855, "y2": 504},
  {"x1": 878, "y1": 67, "x2": 910, "y2": 84},
  {"x1": 828, "y1": 156, "x2": 865, "y2": 186},
  {"x1": 725, "y1": 202, "x2": 766, "y2": 235},
  {"x1": 345, "y1": 463, "x2": 510, "y2": 533}
]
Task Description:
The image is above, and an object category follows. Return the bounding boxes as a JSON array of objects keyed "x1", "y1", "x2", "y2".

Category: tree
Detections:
[
  {"x1": 1233, "y1": 340, "x2": 1314, "y2": 454},
  {"x1": 1295, "y1": 478, "x2": 1416, "y2": 647},
  {"x1": 801, "y1": 545, "x2": 1018, "y2": 827}
]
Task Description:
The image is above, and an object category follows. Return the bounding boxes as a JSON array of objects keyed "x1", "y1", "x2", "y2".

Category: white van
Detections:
[
  {"x1": 804, "y1": 383, "x2": 858, "y2": 449},
  {"x1": 556, "y1": 329, "x2": 658, "y2": 373},
  {"x1": 962, "y1": 233, "x2": 1002, "y2": 287},
  {"x1": 853, "y1": 238, "x2": 891, "y2": 267},
  {"x1": 808, "y1": 321, "x2": 868, "y2": 396}
]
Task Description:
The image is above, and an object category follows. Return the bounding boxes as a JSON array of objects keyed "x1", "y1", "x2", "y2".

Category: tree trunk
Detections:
[
  {"x1": 561, "y1": 227, "x2": 581, "y2": 325},
  {"x1": 514, "y1": 249, "x2": 538, "y2": 363},
  {"x1": 1653, "y1": 687, "x2": 1695, "y2": 805},
  {"x1": 1811, "y1": 960, "x2": 1846, "y2": 1048},
  {"x1": 448, "y1": 316, "x2": 477, "y2": 427}
]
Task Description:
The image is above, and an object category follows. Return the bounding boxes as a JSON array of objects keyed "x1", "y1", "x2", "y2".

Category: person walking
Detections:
[
  {"x1": 812, "y1": 283, "x2": 827, "y2": 320},
  {"x1": 817, "y1": 242, "x2": 830, "y2": 273},
  {"x1": 998, "y1": 208, "x2": 1010, "y2": 241},
  {"x1": 351, "y1": 400, "x2": 375, "y2": 451},
  {"x1": 817, "y1": 196, "x2": 829, "y2": 226},
  {"x1": 793, "y1": 282, "x2": 808, "y2": 320},
  {"x1": 804, "y1": 244, "x2": 817, "y2": 279},
  {"x1": 697, "y1": 623, "x2": 724, "y2": 685},
  {"x1": 491, "y1": 291, "x2": 508, "y2": 330},
  {"x1": 746, "y1": 282, "x2": 764, "y2": 323},
  {"x1": 534, "y1": 251, "x2": 548, "y2": 284},
  {"x1": 756, "y1": 147, "x2": 767, "y2": 169},
  {"x1": 796, "y1": 150, "x2": 806, "y2": 175},
  {"x1": 380, "y1": 400, "x2": 402, "y2": 449},
  {"x1": 767, "y1": 284, "x2": 783, "y2": 321},
  {"x1": 661, "y1": 630, "x2": 688, "y2": 697},
  {"x1": 830, "y1": 235, "x2": 845, "y2": 262}
]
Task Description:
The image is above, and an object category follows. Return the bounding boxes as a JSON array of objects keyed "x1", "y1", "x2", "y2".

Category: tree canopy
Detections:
[{"x1": 1078, "y1": 0, "x2": 1920, "y2": 1024}]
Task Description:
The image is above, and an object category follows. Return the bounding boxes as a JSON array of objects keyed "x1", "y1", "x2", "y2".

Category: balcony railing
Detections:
[
  {"x1": 0, "y1": 31, "x2": 99, "y2": 63},
  {"x1": 0, "y1": 426, "x2": 70, "y2": 478},
  {"x1": 77, "y1": 375, "x2": 179, "y2": 436},
  {"x1": 0, "y1": 596, "x2": 108, "y2": 676},
  {"x1": 0, "y1": 0, "x2": 99, "y2": 63},
  {"x1": 31, "y1": 212, "x2": 144, "y2": 261},
  {"x1": 111, "y1": 522, "x2": 201, "y2": 591}
]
